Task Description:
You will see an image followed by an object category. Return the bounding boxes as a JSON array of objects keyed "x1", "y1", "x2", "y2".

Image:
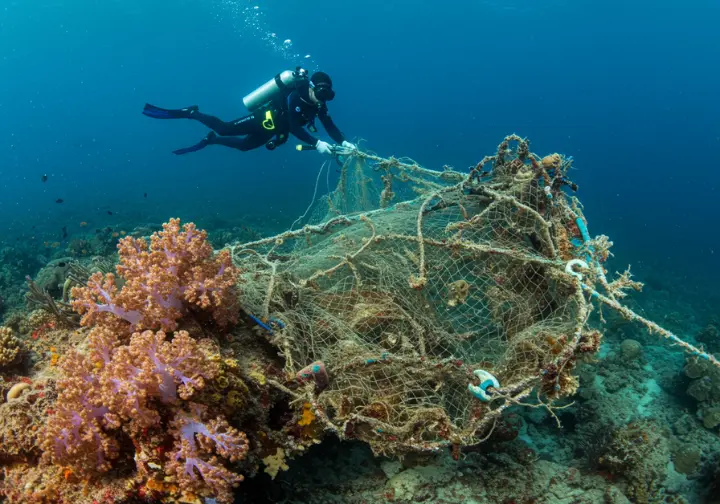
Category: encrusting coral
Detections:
[{"x1": 0, "y1": 326, "x2": 22, "y2": 368}]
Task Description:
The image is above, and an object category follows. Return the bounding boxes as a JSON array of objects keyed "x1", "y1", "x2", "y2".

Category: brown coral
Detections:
[
  {"x1": 0, "y1": 327, "x2": 22, "y2": 368},
  {"x1": 541, "y1": 153, "x2": 562, "y2": 170}
]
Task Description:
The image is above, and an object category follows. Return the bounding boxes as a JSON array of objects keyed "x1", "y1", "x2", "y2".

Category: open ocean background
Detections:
[{"x1": 1, "y1": 0, "x2": 718, "y2": 308}]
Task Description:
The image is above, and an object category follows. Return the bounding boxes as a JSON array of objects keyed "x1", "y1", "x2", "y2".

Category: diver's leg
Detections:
[
  {"x1": 172, "y1": 132, "x2": 271, "y2": 155},
  {"x1": 142, "y1": 103, "x2": 198, "y2": 119},
  {"x1": 190, "y1": 111, "x2": 262, "y2": 137},
  {"x1": 172, "y1": 132, "x2": 216, "y2": 155},
  {"x1": 207, "y1": 133, "x2": 271, "y2": 152},
  {"x1": 143, "y1": 103, "x2": 259, "y2": 137}
]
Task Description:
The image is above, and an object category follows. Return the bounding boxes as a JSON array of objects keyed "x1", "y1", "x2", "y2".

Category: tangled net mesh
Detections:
[{"x1": 229, "y1": 135, "x2": 717, "y2": 455}]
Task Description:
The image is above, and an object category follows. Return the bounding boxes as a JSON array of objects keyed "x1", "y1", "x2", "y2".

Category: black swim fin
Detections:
[
  {"x1": 172, "y1": 132, "x2": 217, "y2": 155},
  {"x1": 143, "y1": 103, "x2": 198, "y2": 119}
]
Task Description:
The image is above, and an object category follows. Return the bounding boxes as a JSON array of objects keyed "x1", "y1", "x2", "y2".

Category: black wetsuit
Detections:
[{"x1": 190, "y1": 83, "x2": 346, "y2": 152}]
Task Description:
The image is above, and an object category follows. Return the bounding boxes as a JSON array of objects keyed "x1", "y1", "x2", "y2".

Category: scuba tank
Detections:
[{"x1": 243, "y1": 67, "x2": 309, "y2": 111}]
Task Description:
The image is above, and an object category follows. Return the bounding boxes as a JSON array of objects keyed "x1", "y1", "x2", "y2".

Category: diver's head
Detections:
[{"x1": 309, "y1": 71, "x2": 335, "y2": 104}]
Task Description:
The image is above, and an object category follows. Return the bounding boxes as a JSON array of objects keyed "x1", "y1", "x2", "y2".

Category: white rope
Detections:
[
  {"x1": 291, "y1": 160, "x2": 327, "y2": 231},
  {"x1": 326, "y1": 156, "x2": 331, "y2": 195}
]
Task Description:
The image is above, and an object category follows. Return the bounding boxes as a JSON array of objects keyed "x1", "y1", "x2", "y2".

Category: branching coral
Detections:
[
  {"x1": 165, "y1": 403, "x2": 249, "y2": 502},
  {"x1": 71, "y1": 218, "x2": 240, "y2": 334}
]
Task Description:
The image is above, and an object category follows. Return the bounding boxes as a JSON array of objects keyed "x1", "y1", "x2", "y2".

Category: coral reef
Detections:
[
  {"x1": 697, "y1": 323, "x2": 720, "y2": 353},
  {"x1": 684, "y1": 355, "x2": 720, "y2": 429},
  {"x1": 0, "y1": 245, "x2": 44, "y2": 318},
  {"x1": 2, "y1": 137, "x2": 720, "y2": 504},
  {"x1": 0, "y1": 218, "x2": 258, "y2": 504},
  {"x1": 596, "y1": 421, "x2": 671, "y2": 499},
  {"x1": 33, "y1": 258, "x2": 73, "y2": 299},
  {"x1": 620, "y1": 338, "x2": 643, "y2": 361}
]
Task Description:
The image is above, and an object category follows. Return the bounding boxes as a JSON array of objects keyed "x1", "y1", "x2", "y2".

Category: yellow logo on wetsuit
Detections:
[{"x1": 262, "y1": 110, "x2": 275, "y2": 130}]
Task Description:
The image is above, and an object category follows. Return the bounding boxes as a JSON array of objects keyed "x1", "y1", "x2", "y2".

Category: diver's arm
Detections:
[
  {"x1": 317, "y1": 107, "x2": 346, "y2": 145},
  {"x1": 289, "y1": 119, "x2": 319, "y2": 145}
]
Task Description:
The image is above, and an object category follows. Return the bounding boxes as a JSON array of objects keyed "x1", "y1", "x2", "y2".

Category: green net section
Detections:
[{"x1": 229, "y1": 136, "x2": 717, "y2": 455}]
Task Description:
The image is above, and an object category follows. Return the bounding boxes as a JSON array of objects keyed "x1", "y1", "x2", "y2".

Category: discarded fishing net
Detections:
[{"x1": 229, "y1": 135, "x2": 716, "y2": 456}]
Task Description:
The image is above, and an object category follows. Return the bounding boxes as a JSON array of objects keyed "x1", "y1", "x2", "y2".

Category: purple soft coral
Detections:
[
  {"x1": 166, "y1": 405, "x2": 248, "y2": 503},
  {"x1": 92, "y1": 280, "x2": 144, "y2": 326},
  {"x1": 41, "y1": 351, "x2": 120, "y2": 474},
  {"x1": 42, "y1": 328, "x2": 221, "y2": 477}
]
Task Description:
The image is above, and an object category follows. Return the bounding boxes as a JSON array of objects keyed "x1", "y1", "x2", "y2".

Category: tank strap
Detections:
[{"x1": 275, "y1": 74, "x2": 289, "y2": 91}]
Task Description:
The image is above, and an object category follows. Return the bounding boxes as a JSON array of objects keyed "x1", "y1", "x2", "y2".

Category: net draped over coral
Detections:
[{"x1": 231, "y1": 136, "x2": 713, "y2": 455}]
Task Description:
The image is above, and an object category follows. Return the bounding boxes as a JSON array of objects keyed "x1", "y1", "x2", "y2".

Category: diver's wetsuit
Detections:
[{"x1": 143, "y1": 83, "x2": 346, "y2": 155}]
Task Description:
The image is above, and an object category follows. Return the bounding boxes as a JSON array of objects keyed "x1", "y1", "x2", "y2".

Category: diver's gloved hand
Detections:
[
  {"x1": 316, "y1": 140, "x2": 333, "y2": 155},
  {"x1": 341, "y1": 140, "x2": 357, "y2": 150}
]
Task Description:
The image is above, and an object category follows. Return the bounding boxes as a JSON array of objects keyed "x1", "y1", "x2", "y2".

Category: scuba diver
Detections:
[{"x1": 142, "y1": 68, "x2": 356, "y2": 156}]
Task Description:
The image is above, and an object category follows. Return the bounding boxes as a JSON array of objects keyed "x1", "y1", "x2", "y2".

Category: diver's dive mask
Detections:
[{"x1": 310, "y1": 81, "x2": 335, "y2": 102}]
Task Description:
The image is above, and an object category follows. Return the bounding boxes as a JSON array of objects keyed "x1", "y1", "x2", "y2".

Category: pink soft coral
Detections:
[
  {"x1": 42, "y1": 329, "x2": 220, "y2": 474},
  {"x1": 98, "y1": 329, "x2": 220, "y2": 429},
  {"x1": 41, "y1": 348, "x2": 119, "y2": 474},
  {"x1": 71, "y1": 218, "x2": 240, "y2": 333}
]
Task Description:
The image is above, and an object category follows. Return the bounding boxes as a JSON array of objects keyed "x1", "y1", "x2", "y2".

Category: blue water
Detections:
[{"x1": 1, "y1": 0, "x2": 718, "y2": 296}]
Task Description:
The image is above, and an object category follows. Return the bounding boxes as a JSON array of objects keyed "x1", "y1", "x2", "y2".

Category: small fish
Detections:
[
  {"x1": 41, "y1": 174, "x2": 48, "y2": 183},
  {"x1": 55, "y1": 198, "x2": 64, "y2": 204},
  {"x1": 80, "y1": 221, "x2": 88, "y2": 227},
  {"x1": 61, "y1": 226, "x2": 68, "y2": 239},
  {"x1": 143, "y1": 192, "x2": 147, "y2": 198},
  {"x1": 107, "y1": 210, "x2": 113, "y2": 215}
]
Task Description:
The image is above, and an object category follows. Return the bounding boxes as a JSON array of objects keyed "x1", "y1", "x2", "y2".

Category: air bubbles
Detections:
[{"x1": 214, "y1": 1, "x2": 318, "y2": 70}]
